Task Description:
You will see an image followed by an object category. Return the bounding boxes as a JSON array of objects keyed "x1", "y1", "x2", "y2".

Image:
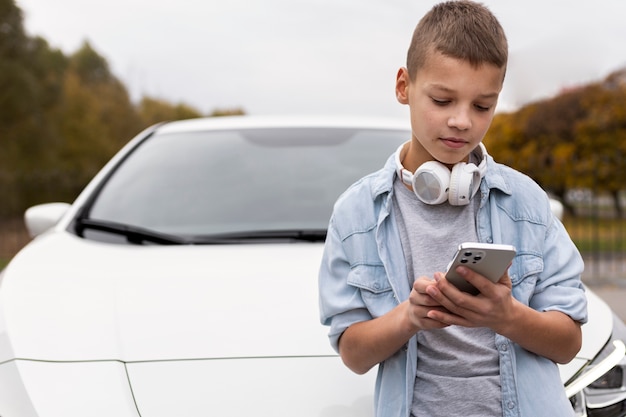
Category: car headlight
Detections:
[
  {"x1": 589, "y1": 366, "x2": 623, "y2": 390},
  {"x1": 567, "y1": 314, "x2": 626, "y2": 417}
]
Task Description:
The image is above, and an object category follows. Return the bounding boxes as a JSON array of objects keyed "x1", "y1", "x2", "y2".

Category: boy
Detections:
[{"x1": 318, "y1": 2, "x2": 588, "y2": 417}]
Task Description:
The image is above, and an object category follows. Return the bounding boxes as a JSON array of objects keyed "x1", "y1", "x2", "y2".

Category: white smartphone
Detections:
[{"x1": 444, "y1": 242, "x2": 516, "y2": 295}]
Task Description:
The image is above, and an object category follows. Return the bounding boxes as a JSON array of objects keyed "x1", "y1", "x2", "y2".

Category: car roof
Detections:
[{"x1": 154, "y1": 115, "x2": 410, "y2": 134}]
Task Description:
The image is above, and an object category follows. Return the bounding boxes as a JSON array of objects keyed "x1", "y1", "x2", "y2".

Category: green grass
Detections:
[{"x1": 563, "y1": 217, "x2": 626, "y2": 253}]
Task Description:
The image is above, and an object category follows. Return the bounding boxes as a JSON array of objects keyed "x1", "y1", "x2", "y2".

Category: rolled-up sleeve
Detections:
[
  {"x1": 319, "y1": 218, "x2": 373, "y2": 353},
  {"x1": 530, "y1": 217, "x2": 588, "y2": 324}
]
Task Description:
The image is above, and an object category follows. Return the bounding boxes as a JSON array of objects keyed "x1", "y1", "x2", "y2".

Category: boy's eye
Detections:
[
  {"x1": 431, "y1": 97, "x2": 493, "y2": 112},
  {"x1": 431, "y1": 98, "x2": 450, "y2": 106}
]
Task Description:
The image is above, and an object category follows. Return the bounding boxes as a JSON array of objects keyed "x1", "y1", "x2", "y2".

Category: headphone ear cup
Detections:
[
  {"x1": 412, "y1": 162, "x2": 451, "y2": 204},
  {"x1": 449, "y1": 162, "x2": 479, "y2": 206}
]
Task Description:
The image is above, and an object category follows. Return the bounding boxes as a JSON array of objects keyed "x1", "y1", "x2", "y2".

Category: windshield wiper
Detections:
[
  {"x1": 75, "y1": 218, "x2": 188, "y2": 245},
  {"x1": 75, "y1": 219, "x2": 327, "y2": 245},
  {"x1": 192, "y1": 229, "x2": 327, "y2": 244}
]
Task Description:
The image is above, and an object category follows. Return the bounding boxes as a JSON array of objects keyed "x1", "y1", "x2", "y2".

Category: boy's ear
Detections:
[{"x1": 395, "y1": 67, "x2": 410, "y2": 105}]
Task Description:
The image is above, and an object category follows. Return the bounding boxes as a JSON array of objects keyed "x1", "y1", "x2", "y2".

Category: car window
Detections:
[{"x1": 83, "y1": 127, "x2": 408, "y2": 240}]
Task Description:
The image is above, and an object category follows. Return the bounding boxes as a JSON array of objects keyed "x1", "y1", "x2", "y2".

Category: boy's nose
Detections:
[{"x1": 448, "y1": 110, "x2": 472, "y2": 130}]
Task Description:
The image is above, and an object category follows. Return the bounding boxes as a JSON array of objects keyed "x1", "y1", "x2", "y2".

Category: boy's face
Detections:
[{"x1": 395, "y1": 51, "x2": 505, "y2": 170}]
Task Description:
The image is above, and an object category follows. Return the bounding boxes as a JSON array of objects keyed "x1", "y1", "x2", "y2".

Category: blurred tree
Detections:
[
  {"x1": 1, "y1": 0, "x2": 214, "y2": 219},
  {"x1": 209, "y1": 107, "x2": 246, "y2": 117},
  {"x1": 138, "y1": 96, "x2": 202, "y2": 127},
  {"x1": 523, "y1": 87, "x2": 588, "y2": 204},
  {"x1": 575, "y1": 71, "x2": 626, "y2": 217},
  {"x1": 48, "y1": 42, "x2": 143, "y2": 197},
  {"x1": 488, "y1": 70, "x2": 626, "y2": 217},
  {"x1": 485, "y1": 107, "x2": 530, "y2": 171},
  {"x1": 0, "y1": 0, "x2": 67, "y2": 215}
]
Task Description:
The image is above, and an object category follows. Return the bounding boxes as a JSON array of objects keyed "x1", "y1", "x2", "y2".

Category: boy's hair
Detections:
[{"x1": 406, "y1": 0, "x2": 508, "y2": 80}]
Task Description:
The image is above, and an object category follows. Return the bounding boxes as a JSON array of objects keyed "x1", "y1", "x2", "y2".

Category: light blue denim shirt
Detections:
[{"x1": 319, "y1": 150, "x2": 588, "y2": 417}]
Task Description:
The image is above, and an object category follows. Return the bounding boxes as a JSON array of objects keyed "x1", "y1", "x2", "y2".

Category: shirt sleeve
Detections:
[
  {"x1": 318, "y1": 217, "x2": 373, "y2": 353},
  {"x1": 530, "y1": 217, "x2": 588, "y2": 324}
]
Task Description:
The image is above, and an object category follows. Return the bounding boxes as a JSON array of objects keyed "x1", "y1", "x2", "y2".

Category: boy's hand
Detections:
[
  {"x1": 408, "y1": 276, "x2": 455, "y2": 330},
  {"x1": 421, "y1": 267, "x2": 516, "y2": 333}
]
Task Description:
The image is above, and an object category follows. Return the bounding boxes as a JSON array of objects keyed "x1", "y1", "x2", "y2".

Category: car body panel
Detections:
[
  {"x1": 127, "y1": 357, "x2": 376, "y2": 417},
  {"x1": 578, "y1": 289, "x2": 614, "y2": 361},
  {"x1": 0, "y1": 360, "x2": 138, "y2": 416},
  {"x1": 1, "y1": 233, "x2": 332, "y2": 362},
  {"x1": 558, "y1": 288, "x2": 615, "y2": 382}
]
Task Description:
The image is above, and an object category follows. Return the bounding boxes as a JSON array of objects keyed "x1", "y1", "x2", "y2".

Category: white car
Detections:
[{"x1": 1, "y1": 116, "x2": 624, "y2": 416}]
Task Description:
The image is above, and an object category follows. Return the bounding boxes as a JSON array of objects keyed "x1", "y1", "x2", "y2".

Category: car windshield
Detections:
[{"x1": 81, "y1": 126, "x2": 408, "y2": 243}]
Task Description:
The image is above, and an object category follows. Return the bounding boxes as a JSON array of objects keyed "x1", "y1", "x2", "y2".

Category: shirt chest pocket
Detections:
[
  {"x1": 347, "y1": 264, "x2": 397, "y2": 318},
  {"x1": 341, "y1": 229, "x2": 399, "y2": 317}
]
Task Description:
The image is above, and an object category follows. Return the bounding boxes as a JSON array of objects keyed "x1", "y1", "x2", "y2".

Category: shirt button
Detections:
[
  {"x1": 499, "y1": 344, "x2": 508, "y2": 352},
  {"x1": 507, "y1": 401, "x2": 516, "y2": 409}
]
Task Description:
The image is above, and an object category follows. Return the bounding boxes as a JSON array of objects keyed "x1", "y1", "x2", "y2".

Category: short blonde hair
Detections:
[{"x1": 407, "y1": 1, "x2": 508, "y2": 80}]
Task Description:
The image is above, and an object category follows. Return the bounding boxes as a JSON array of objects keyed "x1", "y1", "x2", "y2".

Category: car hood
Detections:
[
  {"x1": 0, "y1": 232, "x2": 334, "y2": 363},
  {"x1": 0, "y1": 232, "x2": 616, "y2": 415},
  {"x1": 1, "y1": 233, "x2": 615, "y2": 365},
  {"x1": 0, "y1": 232, "x2": 379, "y2": 417}
]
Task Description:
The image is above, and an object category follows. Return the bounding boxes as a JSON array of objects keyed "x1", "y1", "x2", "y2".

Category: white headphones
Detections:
[{"x1": 395, "y1": 142, "x2": 488, "y2": 206}]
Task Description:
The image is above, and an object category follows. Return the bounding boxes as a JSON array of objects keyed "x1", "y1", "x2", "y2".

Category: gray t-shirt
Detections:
[{"x1": 392, "y1": 172, "x2": 502, "y2": 417}]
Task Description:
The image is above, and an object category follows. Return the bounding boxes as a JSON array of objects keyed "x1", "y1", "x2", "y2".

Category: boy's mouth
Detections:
[{"x1": 440, "y1": 137, "x2": 468, "y2": 149}]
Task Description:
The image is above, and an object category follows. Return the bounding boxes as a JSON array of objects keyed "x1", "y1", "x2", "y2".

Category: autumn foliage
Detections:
[
  {"x1": 485, "y1": 69, "x2": 626, "y2": 217},
  {"x1": 0, "y1": 0, "x2": 243, "y2": 217}
]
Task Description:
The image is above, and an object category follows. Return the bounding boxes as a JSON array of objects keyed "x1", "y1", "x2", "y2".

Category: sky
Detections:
[{"x1": 15, "y1": 0, "x2": 626, "y2": 119}]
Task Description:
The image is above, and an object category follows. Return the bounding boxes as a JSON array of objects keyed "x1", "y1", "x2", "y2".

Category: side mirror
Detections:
[
  {"x1": 24, "y1": 203, "x2": 71, "y2": 238},
  {"x1": 549, "y1": 198, "x2": 564, "y2": 220}
]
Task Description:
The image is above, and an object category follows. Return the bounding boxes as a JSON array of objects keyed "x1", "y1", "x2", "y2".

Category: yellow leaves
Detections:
[{"x1": 488, "y1": 69, "x2": 626, "y2": 195}]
